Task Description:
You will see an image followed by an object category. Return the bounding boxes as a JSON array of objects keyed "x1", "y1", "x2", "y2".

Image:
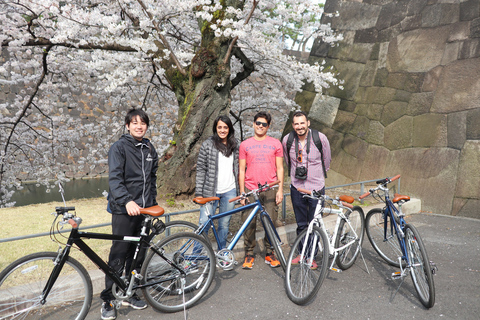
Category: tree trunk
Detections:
[{"x1": 156, "y1": 47, "x2": 233, "y2": 197}]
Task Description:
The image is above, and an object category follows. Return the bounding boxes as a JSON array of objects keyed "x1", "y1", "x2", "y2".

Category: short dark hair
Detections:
[
  {"x1": 254, "y1": 111, "x2": 272, "y2": 125},
  {"x1": 125, "y1": 108, "x2": 150, "y2": 127},
  {"x1": 292, "y1": 110, "x2": 308, "y2": 121}
]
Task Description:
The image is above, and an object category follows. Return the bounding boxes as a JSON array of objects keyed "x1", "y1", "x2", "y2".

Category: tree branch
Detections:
[
  {"x1": 223, "y1": 0, "x2": 259, "y2": 64},
  {"x1": 230, "y1": 47, "x2": 255, "y2": 89},
  {"x1": 135, "y1": 0, "x2": 187, "y2": 76}
]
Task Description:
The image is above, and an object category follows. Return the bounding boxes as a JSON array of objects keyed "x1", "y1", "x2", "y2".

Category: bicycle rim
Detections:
[
  {"x1": 335, "y1": 206, "x2": 365, "y2": 270},
  {"x1": 405, "y1": 224, "x2": 435, "y2": 308},
  {"x1": 0, "y1": 252, "x2": 92, "y2": 320},
  {"x1": 365, "y1": 208, "x2": 404, "y2": 267},
  {"x1": 284, "y1": 226, "x2": 329, "y2": 305},
  {"x1": 141, "y1": 232, "x2": 215, "y2": 313}
]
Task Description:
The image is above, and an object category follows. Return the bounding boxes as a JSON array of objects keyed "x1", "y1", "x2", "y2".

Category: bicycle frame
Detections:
[
  {"x1": 381, "y1": 192, "x2": 410, "y2": 266},
  {"x1": 305, "y1": 204, "x2": 359, "y2": 270},
  {"x1": 197, "y1": 193, "x2": 280, "y2": 252},
  {"x1": 42, "y1": 216, "x2": 184, "y2": 304}
]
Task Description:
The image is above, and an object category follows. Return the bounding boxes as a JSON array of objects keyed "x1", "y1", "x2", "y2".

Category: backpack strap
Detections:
[
  {"x1": 311, "y1": 129, "x2": 328, "y2": 178},
  {"x1": 285, "y1": 132, "x2": 295, "y2": 176}
]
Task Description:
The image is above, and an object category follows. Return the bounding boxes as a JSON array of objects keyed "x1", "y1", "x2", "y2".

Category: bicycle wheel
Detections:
[
  {"x1": 404, "y1": 224, "x2": 435, "y2": 308},
  {"x1": 141, "y1": 232, "x2": 215, "y2": 312},
  {"x1": 261, "y1": 214, "x2": 287, "y2": 271},
  {"x1": 335, "y1": 206, "x2": 365, "y2": 270},
  {"x1": 0, "y1": 252, "x2": 92, "y2": 320},
  {"x1": 284, "y1": 226, "x2": 329, "y2": 305},
  {"x1": 365, "y1": 208, "x2": 404, "y2": 267}
]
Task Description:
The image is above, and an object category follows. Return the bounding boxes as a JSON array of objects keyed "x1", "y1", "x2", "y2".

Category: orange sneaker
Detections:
[
  {"x1": 265, "y1": 254, "x2": 281, "y2": 268},
  {"x1": 242, "y1": 255, "x2": 254, "y2": 269}
]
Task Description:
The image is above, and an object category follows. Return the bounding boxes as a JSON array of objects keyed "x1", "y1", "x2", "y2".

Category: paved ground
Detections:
[{"x1": 85, "y1": 212, "x2": 480, "y2": 320}]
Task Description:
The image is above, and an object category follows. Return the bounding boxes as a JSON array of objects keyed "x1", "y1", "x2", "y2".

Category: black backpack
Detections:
[{"x1": 285, "y1": 129, "x2": 327, "y2": 178}]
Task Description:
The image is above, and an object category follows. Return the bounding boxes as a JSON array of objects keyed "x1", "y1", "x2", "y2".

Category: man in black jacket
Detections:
[{"x1": 101, "y1": 108, "x2": 158, "y2": 320}]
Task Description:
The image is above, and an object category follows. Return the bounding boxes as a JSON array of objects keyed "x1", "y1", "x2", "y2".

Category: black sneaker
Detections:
[
  {"x1": 122, "y1": 295, "x2": 148, "y2": 310},
  {"x1": 101, "y1": 301, "x2": 116, "y2": 320}
]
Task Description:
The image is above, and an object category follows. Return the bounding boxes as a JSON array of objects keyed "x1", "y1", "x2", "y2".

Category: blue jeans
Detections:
[{"x1": 198, "y1": 188, "x2": 236, "y2": 250}]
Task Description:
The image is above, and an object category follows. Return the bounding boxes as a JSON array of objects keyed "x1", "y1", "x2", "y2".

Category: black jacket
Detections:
[{"x1": 107, "y1": 134, "x2": 158, "y2": 214}]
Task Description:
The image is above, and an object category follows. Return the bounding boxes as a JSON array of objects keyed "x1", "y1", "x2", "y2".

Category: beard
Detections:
[{"x1": 295, "y1": 128, "x2": 307, "y2": 136}]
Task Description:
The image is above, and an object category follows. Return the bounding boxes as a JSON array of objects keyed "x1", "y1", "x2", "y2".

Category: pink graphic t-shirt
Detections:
[{"x1": 239, "y1": 136, "x2": 283, "y2": 190}]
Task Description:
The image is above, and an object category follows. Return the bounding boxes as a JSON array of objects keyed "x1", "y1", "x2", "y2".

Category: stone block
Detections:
[
  {"x1": 332, "y1": 109, "x2": 356, "y2": 132},
  {"x1": 376, "y1": 2, "x2": 396, "y2": 30},
  {"x1": 422, "y1": 3, "x2": 459, "y2": 28},
  {"x1": 294, "y1": 90, "x2": 317, "y2": 110},
  {"x1": 459, "y1": 39, "x2": 480, "y2": 59},
  {"x1": 447, "y1": 111, "x2": 467, "y2": 150},
  {"x1": 359, "y1": 144, "x2": 389, "y2": 179},
  {"x1": 327, "y1": 60, "x2": 364, "y2": 100},
  {"x1": 381, "y1": 100, "x2": 408, "y2": 126},
  {"x1": 394, "y1": 90, "x2": 411, "y2": 102},
  {"x1": 366, "y1": 104, "x2": 384, "y2": 121},
  {"x1": 309, "y1": 94, "x2": 341, "y2": 127},
  {"x1": 349, "y1": 115, "x2": 369, "y2": 139},
  {"x1": 413, "y1": 113, "x2": 447, "y2": 147},
  {"x1": 402, "y1": 198, "x2": 421, "y2": 215},
  {"x1": 460, "y1": 0, "x2": 480, "y2": 22},
  {"x1": 386, "y1": 72, "x2": 406, "y2": 89},
  {"x1": 422, "y1": 66, "x2": 443, "y2": 92},
  {"x1": 407, "y1": 92, "x2": 433, "y2": 116},
  {"x1": 441, "y1": 42, "x2": 460, "y2": 66},
  {"x1": 368, "y1": 87, "x2": 397, "y2": 105},
  {"x1": 387, "y1": 27, "x2": 450, "y2": 73},
  {"x1": 339, "y1": 99, "x2": 356, "y2": 112},
  {"x1": 342, "y1": 134, "x2": 368, "y2": 161},
  {"x1": 359, "y1": 60, "x2": 378, "y2": 87},
  {"x1": 355, "y1": 28, "x2": 378, "y2": 44},
  {"x1": 455, "y1": 140, "x2": 480, "y2": 199},
  {"x1": 333, "y1": 1, "x2": 382, "y2": 31},
  {"x1": 466, "y1": 108, "x2": 480, "y2": 140},
  {"x1": 373, "y1": 68, "x2": 388, "y2": 87},
  {"x1": 452, "y1": 198, "x2": 480, "y2": 219},
  {"x1": 431, "y1": 58, "x2": 480, "y2": 113},
  {"x1": 471, "y1": 17, "x2": 480, "y2": 38},
  {"x1": 384, "y1": 116, "x2": 413, "y2": 150},
  {"x1": 366, "y1": 120, "x2": 385, "y2": 145},
  {"x1": 385, "y1": 147, "x2": 460, "y2": 215}
]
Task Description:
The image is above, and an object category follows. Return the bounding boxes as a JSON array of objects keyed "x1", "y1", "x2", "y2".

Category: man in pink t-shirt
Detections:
[{"x1": 239, "y1": 111, "x2": 284, "y2": 269}]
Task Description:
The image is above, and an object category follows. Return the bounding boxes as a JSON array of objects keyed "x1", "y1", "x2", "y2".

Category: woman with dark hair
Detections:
[{"x1": 195, "y1": 115, "x2": 239, "y2": 250}]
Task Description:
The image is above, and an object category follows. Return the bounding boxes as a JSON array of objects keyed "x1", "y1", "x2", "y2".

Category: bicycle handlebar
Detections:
[
  {"x1": 297, "y1": 188, "x2": 355, "y2": 209},
  {"x1": 359, "y1": 175, "x2": 401, "y2": 200},
  {"x1": 229, "y1": 180, "x2": 281, "y2": 203}
]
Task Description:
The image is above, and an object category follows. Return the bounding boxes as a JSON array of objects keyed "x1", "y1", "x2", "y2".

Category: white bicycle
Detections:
[{"x1": 284, "y1": 189, "x2": 366, "y2": 305}]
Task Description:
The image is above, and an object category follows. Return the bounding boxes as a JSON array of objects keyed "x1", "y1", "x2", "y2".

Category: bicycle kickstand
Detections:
[{"x1": 358, "y1": 246, "x2": 370, "y2": 275}]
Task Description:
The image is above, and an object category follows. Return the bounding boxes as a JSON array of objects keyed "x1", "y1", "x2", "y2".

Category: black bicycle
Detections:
[{"x1": 0, "y1": 197, "x2": 215, "y2": 319}]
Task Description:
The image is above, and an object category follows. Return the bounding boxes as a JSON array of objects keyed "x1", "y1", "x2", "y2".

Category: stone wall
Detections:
[{"x1": 296, "y1": 0, "x2": 480, "y2": 218}]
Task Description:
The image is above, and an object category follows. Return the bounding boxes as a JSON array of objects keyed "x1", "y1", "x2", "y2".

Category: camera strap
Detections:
[{"x1": 294, "y1": 130, "x2": 311, "y2": 167}]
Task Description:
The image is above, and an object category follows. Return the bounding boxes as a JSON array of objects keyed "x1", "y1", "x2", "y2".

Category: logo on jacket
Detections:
[{"x1": 146, "y1": 153, "x2": 154, "y2": 162}]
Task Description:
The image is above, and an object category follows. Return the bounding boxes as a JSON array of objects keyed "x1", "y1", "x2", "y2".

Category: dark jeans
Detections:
[
  {"x1": 290, "y1": 185, "x2": 324, "y2": 236},
  {"x1": 100, "y1": 214, "x2": 145, "y2": 302}
]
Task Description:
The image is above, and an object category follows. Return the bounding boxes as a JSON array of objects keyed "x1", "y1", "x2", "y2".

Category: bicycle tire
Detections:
[
  {"x1": 335, "y1": 206, "x2": 365, "y2": 270},
  {"x1": 284, "y1": 226, "x2": 329, "y2": 305},
  {"x1": 141, "y1": 232, "x2": 215, "y2": 313},
  {"x1": 0, "y1": 252, "x2": 92, "y2": 320},
  {"x1": 404, "y1": 224, "x2": 435, "y2": 308},
  {"x1": 261, "y1": 214, "x2": 287, "y2": 271},
  {"x1": 365, "y1": 208, "x2": 405, "y2": 267}
]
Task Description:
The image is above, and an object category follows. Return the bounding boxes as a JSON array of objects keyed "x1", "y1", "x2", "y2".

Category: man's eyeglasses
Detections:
[
  {"x1": 255, "y1": 121, "x2": 268, "y2": 128},
  {"x1": 297, "y1": 149, "x2": 302, "y2": 162}
]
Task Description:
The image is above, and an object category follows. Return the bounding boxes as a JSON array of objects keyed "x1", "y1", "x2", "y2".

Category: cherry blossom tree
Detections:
[{"x1": 0, "y1": 0, "x2": 341, "y2": 206}]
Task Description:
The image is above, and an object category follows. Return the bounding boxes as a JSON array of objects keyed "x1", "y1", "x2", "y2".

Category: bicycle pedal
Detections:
[
  {"x1": 330, "y1": 267, "x2": 342, "y2": 273},
  {"x1": 391, "y1": 271, "x2": 406, "y2": 280}
]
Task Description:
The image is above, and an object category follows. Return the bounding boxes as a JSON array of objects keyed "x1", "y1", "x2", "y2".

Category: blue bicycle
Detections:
[
  {"x1": 191, "y1": 181, "x2": 287, "y2": 271},
  {"x1": 361, "y1": 175, "x2": 436, "y2": 308}
]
